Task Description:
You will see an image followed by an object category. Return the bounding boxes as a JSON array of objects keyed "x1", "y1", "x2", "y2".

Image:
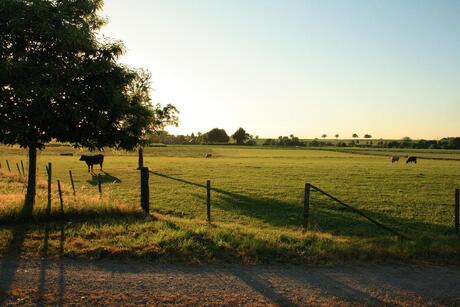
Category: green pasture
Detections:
[{"x1": 0, "y1": 145, "x2": 459, "y2": 264}]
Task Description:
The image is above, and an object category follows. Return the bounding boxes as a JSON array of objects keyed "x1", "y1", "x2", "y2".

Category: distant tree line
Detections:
[
  {"x1": 147, "y1": 127, "x2": 257, "y2": 145},
  {"x1": 146, "y1": 129, "x2": 460, "y2": 150}
]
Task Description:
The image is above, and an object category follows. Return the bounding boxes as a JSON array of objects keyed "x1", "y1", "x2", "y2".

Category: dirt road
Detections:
[{"x1": 0, "y1": 258, "x2": 459, "y2": 306}]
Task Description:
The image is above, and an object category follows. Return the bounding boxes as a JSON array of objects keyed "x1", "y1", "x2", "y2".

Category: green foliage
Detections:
[
  {"x1": 231, "y1": 127, "x2": 250, "y2": 145},
  {"x1": 204, "y1": 128, "x2": 229, "y2": 144},
  {"x1": 0, "y1": 0, "x2": 176, "y2": 150}
]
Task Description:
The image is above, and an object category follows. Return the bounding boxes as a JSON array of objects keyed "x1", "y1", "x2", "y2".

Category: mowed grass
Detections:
[{"x1": 0, "y1": 145, "x2": 459, "y2": 264}]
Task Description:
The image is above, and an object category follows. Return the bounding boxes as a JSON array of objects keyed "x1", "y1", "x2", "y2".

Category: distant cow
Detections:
[
  {"x1": 391, "y1": 155, "x2": 400, "y2": 163},
  {"x1": 79, "y1": 154, "x2": 104, "y2": 172},
  {"x1": 205, "y1": 153, "x2": 212, "y2": 158},
  {"x1": 406, "y1": 156, "x2": 417, "y2": 164}
]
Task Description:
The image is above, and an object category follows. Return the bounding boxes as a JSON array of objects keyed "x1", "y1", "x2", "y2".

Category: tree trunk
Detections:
[{"x1": 23, "y1": 145, "x2": 37, "y2": 217}]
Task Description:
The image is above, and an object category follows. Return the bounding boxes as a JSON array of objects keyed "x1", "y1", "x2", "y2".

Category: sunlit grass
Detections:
[{"x1": 0, "y1": 145, "x2": 459, "y2": 264}]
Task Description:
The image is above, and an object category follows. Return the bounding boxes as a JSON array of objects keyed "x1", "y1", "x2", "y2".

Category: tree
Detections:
[
  {"x1": 321, "y1": 134, "x2": 327, "y2": 139},
  {"x1": 364, "y1": 134, "x2": 372, "y2": 139},
  {"x1": 205, "y1": 128, "x2": 229, "y2": 143},
  {"x1": 352, "y1": 133, "x2": 359, "y2": 138},
  {"x1": 0, "y1": 0, "x2": 178, "y2": 215},
  {"x1": 232, "y1": 127, "x2": 250, "y2": 145},
  {"x1": 335, "y1": 134, "x2": 339, "y2": 139}
]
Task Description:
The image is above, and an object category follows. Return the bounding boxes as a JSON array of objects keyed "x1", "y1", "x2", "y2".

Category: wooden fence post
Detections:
[
  {"x1": 20, "y1": 160, "x2": 25, "y2": 176},
  {"x1": 303, "y1": 183, "x2": 310, "y2": 230},
  {"x1": 206, "y1": 180, "x2": 211, "y2": 223},
  {"x1": 6, "y1": 160, "x2": 11, "y2": 172},
  {"x1": 69, "y1": 170, "x2": 76, "y2": 196},
  {"x1": 57, "y1": 180, "x2": 64, "y2": 214},
  {"x1": 455, "y1": 188, "x2": 459, "y2": 236},
  {"x1": 138, "y1": 146, "x2": 144, "y2": 170},
  {"x1": 0, "y1": 161, "x2": 2, "y2": 169},
  {"x1": 140, "y1": 167, "x2": 149, "y2": 214},
  {"x1": 16, "y1": 163, "x2": 22, "y2": 177},
  {"x1": 46, "y1": 163, "x2": 52, "y2": 216},
  {"x1": 97, "y1": 173, "x2": 102, "y2": 197}
]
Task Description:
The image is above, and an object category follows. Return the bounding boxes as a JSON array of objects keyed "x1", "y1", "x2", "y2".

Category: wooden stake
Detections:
[
  {"x1": 303, "y1": 183, "x2": 310, "y2": 230},
  {"x1": 46, "y1": 163, "x2": 52, "y2": 216},
  {"x1": 69, "y1": 170, "x2": 76, "y2": 196},
  {"x1": 138, "y1": 146, "x2": 144, "y2": 170},
  {"x1": 140, "y1": 167, "x2": 149, "y2": 214},
  {"x1": 98, "y1": 173, "x2": 102, "y2": 197},
  {"x1": 6, "y1": 160, "x2": 11, "y2": 172},
  {"x1": 20, "y1": 160, "x2": 25, "y2": 176},
  {"x1": 455, "y1": 189, "x2": 459, "y2": 237},
  {"x1": 206, "y1": 180, "x2": 211, "y2": 223},
  {"x1": 16, "y1": 163, "x2": 22, "y2": 177},
  {"x1": 57, "y1": 180, "x2": 64, "y2": 214}
]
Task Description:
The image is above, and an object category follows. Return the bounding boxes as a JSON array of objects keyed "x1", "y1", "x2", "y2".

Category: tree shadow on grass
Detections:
[
  {"x1": 152, "y1": 172, "x2": 454, "y2": 239},
  {"x1": 0, "y1": 207, "x2": 147, "y2": 227},
  {"x1": 87, "y1": 172, "x2": 122, "y2": 185}
]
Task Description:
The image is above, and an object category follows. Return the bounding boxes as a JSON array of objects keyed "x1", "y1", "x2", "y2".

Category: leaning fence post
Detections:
[
  {"x1": 206, "y1": 180, "x2": 211, "y2": 223},
  {"x1": 6, "y1": 160, "x2": 11, "y2": 172},
  {"x1": 57, "y1": 180, "x2": 64, "y2": 214},
  {"x1": 69, "y1": 170, "x2": 76, "y2": 196},
  {"x1": 455, "y1": 188, "x2": 459, "y2": 237},
  {"x1": 140, "y1": 167, "x2": 150, "y2": 214},
  {"x1": 303, "y1": 183, "x2": 310, "y2": 230},
  {"x1": 16, "y1": 162, "x2": 22, "y2": 177},
  {"x1": 46, "y1": 163, "x2": 52, "y2": 216},
  {"x1": 0, "y1": 161, "x2": 2, "y2": 169},
  {"x1": 20, "y1": 160, "x2": 25, "y2": 176},
  {"x1": 97, "y1": 173, "x2": 102, "y2": 197}
]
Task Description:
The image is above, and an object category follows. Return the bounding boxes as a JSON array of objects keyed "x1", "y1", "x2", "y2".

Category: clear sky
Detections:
[{"x1": 101, "y1": 0, "x2": 460, "y2": 139}]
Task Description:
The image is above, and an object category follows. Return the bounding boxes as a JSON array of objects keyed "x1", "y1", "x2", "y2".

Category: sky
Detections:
[{"x1": 100, "y1": 0, "x2": 460, "y2": 139}]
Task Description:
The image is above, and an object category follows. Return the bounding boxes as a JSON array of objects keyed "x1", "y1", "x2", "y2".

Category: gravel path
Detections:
[{"x1": 0, "y1": 258, "x2": 459, "y2": 306}]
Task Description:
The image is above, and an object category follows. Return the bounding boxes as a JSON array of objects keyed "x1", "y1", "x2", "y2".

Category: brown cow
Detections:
[{"x1": 391, "y1": 155, "x2": 400, "y2": 163}]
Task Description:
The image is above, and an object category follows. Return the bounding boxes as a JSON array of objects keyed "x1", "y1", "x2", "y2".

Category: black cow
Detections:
[
  {"x1": 79, "y1": 154, "x2": 104, "y2": 172},
  {"x1": 406, "y1": 156, "x2": 417, "y2": 164}
]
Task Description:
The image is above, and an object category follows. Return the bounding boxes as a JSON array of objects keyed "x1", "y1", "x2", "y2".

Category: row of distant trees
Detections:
[
  {"x1": 147, "y1": 127, "x2": 258, "y2": 145},
  {"x1": 148, "y1": 129, "x2": 460, "y2": 150},
  {"x1": 265, "y1": 136, "x2": 460, "y2": 149},
  {"x1": 321, "y1": 134, "x2": 372, "y2": 139}
]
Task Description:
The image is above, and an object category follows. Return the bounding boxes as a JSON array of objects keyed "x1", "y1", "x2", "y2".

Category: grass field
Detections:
[
  {"x1": 0, "y1": 145, "x2": 459, "y2": 264},
  {"x1": 315, "y1": 147, "x2": 460, "y2": 160}
]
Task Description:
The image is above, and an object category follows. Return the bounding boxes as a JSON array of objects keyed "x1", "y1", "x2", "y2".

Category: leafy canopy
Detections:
[
  {"x1": 231, "y1": 127, "x2": 250, "y2": 145},
  {"x1": 205, "y1": 128, "x2": 229, "y2": 144},
  {"x1": 0, "y1": 0, "x2": 177, "y2": 150}
]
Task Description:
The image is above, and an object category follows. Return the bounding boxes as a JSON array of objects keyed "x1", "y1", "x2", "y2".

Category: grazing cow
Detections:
[
  {"x1": 205, "y1": 153, "x2": 212, "y2": 158},
  {"x1": 391, "y1": 155, "x2": 400, "y2": 163},
  {"x1": 406, "y1": 156, "x2": 417, "y2": 164},
  {"x1": 79, "y1": 154, "x2": 104, "y2": 172}
]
